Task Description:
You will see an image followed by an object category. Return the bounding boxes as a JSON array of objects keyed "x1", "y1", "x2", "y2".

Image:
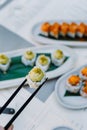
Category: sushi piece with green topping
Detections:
[
  {"x1": 0, "y1": 54, "x2": 11, "y2": 72},
  {"x1": 51, "y1": 49, "x2": 65, "y2": 66},
  {"x1": 36, "y1": 55, "x2": 50, "y2": 72},
  {"x1": 26, "y1": 66, "x2": 46, "y2": 88},
  {"x1": 21, "y1": 50, "x2": 36, "y2": 66}
]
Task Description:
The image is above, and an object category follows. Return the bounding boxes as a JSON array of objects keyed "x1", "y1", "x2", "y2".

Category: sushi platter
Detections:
[
  {"x1": 55, "y1": 64, "x2": 87, "y2": 109},
  {"x1": 31, "y1": 20, "x2": 87, "y2": 47},
  {"x1": 0, "y1": 45, "x2": 76, "y2": 89}
]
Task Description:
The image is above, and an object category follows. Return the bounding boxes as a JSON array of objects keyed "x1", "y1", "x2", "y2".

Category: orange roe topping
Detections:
[
  {"x1": 41, "y1": 22, "x2": 50, "y2": 32},
  {"x1": 50, "y1": 22, "x2": 60, "y2": 35},
  {"x1": 85, "y1": 25, "x2": 87, "y2": 35},
  {"x1": 82, "y1": 86, "x2": 87, "y2": 93},
  {"x1": 82, "y1": 80, "x2": 87, "y2": 93},
  {"x1": 69, "y1": 22, "x2": 77, "y2": 33},
  {"x1": 84, "y1": 80, "x2": 87, "y2": 87},
  {"x1": 53, "y1": 22, "x2": 60, "y2": 28},
  {"x1": 77, "y1": 23, "x2": 86, "y2": 33},
  {"x1": 81, "y1": 67, "x2": 87, "y2": 76},
  {"x1": 68, "y1": 75, "x2": 80, "y2": 86},
  {"x1": 60, "y1": 22, "x2": 69, "y2": 34}
]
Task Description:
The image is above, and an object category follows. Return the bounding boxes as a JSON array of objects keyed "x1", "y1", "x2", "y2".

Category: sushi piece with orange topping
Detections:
[
  {"x1": 80, "y1": 67, "x2": 87, "y2": 80},
  {"x1": 80, "y1": 80, "x2": 87, "y2": 97},
  {"x1": 66, "y1": 75, "x2": 81, "y2": 93},
  {"x1": 40, "y1": 22, "x2": 51, "y2": 36},
  {"x1": 77, "y1": 23, "x2": 86, "y2": 38},
  {"x1": 60, "y1": 22, "x2": 69, "y2": 37},
  {"x1": 84, "y1": 24, "x2": 87, "y2": 36},
  {"x1": 68, "y1": 22, "x2": 78, "y2": 38},
  {"x1": 50, "y1": 22, "x2": 60, "y2": 38}
]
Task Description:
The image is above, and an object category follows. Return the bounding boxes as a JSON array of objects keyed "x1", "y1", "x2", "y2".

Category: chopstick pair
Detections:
[
  {"x1": 0, "y1": 79, "x2": 27, "y2": 115},
  {"x1": 0, "y1": 78, "x2": 48, "y2": 130}
]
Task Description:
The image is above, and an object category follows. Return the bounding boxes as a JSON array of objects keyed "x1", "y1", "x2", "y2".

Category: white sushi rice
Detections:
[
  {"x1": 41, "y1": 31, "x2": 48, "y2": 36},
  {"x1": 0, "y1": 59, "x2": 11, "y2": 72},
  {"x1": 21, "y1": 53, "x2": 36, "y2": 66},
  {"x1": 51, "y1": 53, "x2": 65, "y2": 66},
  {"x1": 50, "y1": 32, "x2": 59, "y2": 38},
  {"x1": 76, "y1": 32, "x2": 83, "y2": 38},
  {"x1": 36, "y1": 56, "x2": 50, "y2": 72},
  {"x1": 66, "y1": 78, "x2": 82, "y2": 93},
  {"x1": 60, "y1": 31, "x2": 66, "y2": 37},
  {"x1": 68, "y1": 32, "x2": 76, "y2": 38},
  {"x1": 26, "y1": 74, "x2": 46, "y2": 89}
]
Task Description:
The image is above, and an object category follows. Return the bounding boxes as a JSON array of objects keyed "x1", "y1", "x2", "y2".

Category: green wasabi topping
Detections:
[
  {"x1": 24, "y1": 50, "x2": 35, "y2": 60},
  {"x1": 53, "y1": 50, "x2": 64, "y2": 59},
  {"x1": 29, "y1": 67, "x2": 44, "y2": 82},
  {"x1": 0, "y1": 54, "x2": 9, "y2": 64},
  {"x1": 38, "y1": 55, "x2": 48, "y2": 65}
]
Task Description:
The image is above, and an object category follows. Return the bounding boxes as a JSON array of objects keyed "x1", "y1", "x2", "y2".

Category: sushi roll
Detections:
[
  {"x1": 84, "y1": 24, "x2": 87, "y2": 37},
  {"x1": 66, "y1": 75, "x2": 81, "y2": 93},
  {"x1": 80, "y1": 80, "x2": 87, "y2": 97},
  {"x1": 40, "y1": 22, "x2": 50, "y2": 36},
  {"x1": 50, "y1": 22, "x2": 60, "y2": 38},
  {"x1": 60, "y1": 22, "x2": 69, "y2": 37},
  {"x1": 0, "y1": 54, "x2": 11, "y2": 72},
  {"x1": 51, "y1": 49, "x2": 65, "y2": 66},
  {"x1": 36, "y1": 55, "x2": 50, "y2": 72},
  {"x1": 80, "y1": 67, "x2": 87, "y2": 80},
  {"x1": 68, "y1": 22, "x2": 77, "y2": 38},
  {"x1": 26, "y1": 66, "x2": 46, "y2": 88},
  {"x1": 21, "y1": 50, "x2": 36, "y2": 66},
  {"x1": 77, "y1": 23, "x2": 85, "y2": 38}
]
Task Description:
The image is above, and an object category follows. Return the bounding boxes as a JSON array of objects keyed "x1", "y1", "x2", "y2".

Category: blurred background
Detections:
[
  {"x1": 0, "y1": 0, "x2": 87, "y2": 52},
  {"x1": 0, "y1": 0, "x2": 87, "y2": 30}
]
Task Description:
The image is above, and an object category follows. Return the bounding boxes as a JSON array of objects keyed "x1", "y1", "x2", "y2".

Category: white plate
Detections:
[
  {"x1": 55, "y1": 64, "x2": 87, "y2": 110},
  {"x1": 0, "y1": 45, "x2": 76, "y2": 89},
  {"x1": 31, "y1": 20, "x2": 87, "y2": 47}
]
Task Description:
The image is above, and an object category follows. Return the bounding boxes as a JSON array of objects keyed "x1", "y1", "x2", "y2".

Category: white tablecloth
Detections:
[{"x1": 0, "y1": 0, "x2": 87, "y2": 130}]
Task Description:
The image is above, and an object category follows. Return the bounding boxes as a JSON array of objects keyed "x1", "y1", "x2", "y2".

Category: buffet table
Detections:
[{"x1": 0, "y1": 0, "x2": 87, "y2": 130}]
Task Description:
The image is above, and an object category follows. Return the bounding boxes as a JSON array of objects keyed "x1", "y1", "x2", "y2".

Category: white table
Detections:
[{"x1": 0, "y1": 0, "x2": 87, "y2": 130}]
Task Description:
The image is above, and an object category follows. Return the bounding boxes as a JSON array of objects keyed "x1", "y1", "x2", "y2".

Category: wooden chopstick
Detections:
[
  {"x1": 4, "y1": 78, "x2": 48, "y2": 130},
  {"x1": 0, "y1": 79, "x2": 27, "y2": 114}
]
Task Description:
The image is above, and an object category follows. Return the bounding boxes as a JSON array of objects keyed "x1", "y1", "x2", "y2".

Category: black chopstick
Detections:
[
  {"x1": 0, "y1": 79, "x2": 27, "y2": 114},
  {"x1": 4, "y1": 78, "x2": 48, "y2": 130}
]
